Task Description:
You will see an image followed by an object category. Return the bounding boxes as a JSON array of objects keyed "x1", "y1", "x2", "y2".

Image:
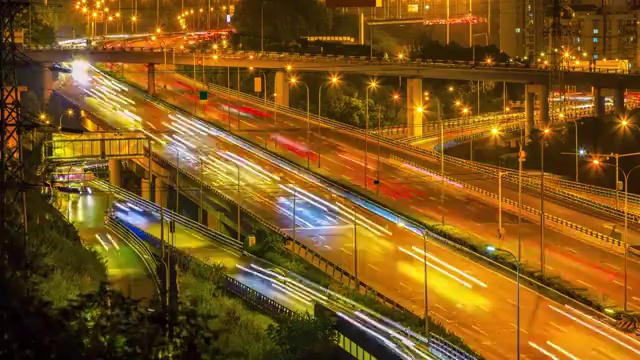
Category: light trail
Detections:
[
  {"x1": 546, "y1": 341, "x2": 579, "y2": 360},
  {"x1": 398, "y1": 246, "x2": 473, "y2": 288},
  {"x1": 411, "y1": 246, "x2": 488, "y2": 288},
  {"x1": 548, "y1": 305, "x2": 640, "y2": 355},
  {"x1": 528, "y1": 341, "x2": 559, "y2": 360}
]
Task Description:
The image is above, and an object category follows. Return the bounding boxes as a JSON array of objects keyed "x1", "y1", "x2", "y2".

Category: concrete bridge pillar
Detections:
[
  {"x1": 614, "y1": 86, "x2": 625, "y2": 116},
  {"x1": 593, "y1": 87, "x2": 604, "y2": 117},
  {"x1": 141, "y1": 178, "x2": 150, "y2": 201},
  {"x1": 147, "y1": 63, "x2": 156, "y2": 95},
  {"x1": 108, "y1": 159, "x2": 122, "y2": 187},
  {"x1": 41, "y1": 63, "x2": 54, "y2": 109},
  {"x1": 154, "y1": 176, "x2": 167, "y2": 208},
  {"x1": 274, "y1": 71, "x2": 289, "y2": 107},
  {"x1": 538, "y1": 84, "x2": 550, "y2": 127},
  {"x1": 406, "y1": 78, "x2": 423, "y2": 137},
  {"x1": 524, "y1": 86, "x2": 535, "y2": 140}
]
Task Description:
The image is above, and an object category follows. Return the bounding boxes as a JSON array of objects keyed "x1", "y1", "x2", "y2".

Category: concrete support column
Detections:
[
  {"x1": 614, "y1": 86, "x2": 625, "y2": 115},
  {"x1": 207, "y1": 210, "x2": 219, "y2": 231},
  {"x1": 154, "y1": 176, "x2": 167, "y2": 208},
  {"x1": 593, "y1": 87, "x2": 604, "y2": 117},
  {"x1": 406, "y1": 78, "x2": 423, "y2": 137},
  {"x1": 274, "y1": 71, "x2": 289, "y2": 107},
  {"x1": 538, "y1": 84, "x2": 550, "y2": 128},
  {"x1": 141, "y1": 179, "x2": 150, "y2": 201},
  {"x1": 524, "y1": 86, "x2": 535, "y2": 140},
  {"x1": 147, "y1": 63, "x2": 156, "y2": 95},
  {"x1": 108, "y1": 159, "x2": 122, "y2": 187},
  {"x1": 42, "y1": 63, "x2": 54, "y2": 109}
]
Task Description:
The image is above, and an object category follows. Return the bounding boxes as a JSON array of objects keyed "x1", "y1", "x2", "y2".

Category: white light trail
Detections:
[
  {"x1": 411, "y1": 246, "x2": 487, "y2": 288},
  {"x1": 546, "y1": 341, "x2": 579, "y2": 360},
  {"x1": 279, "y1": 184, "x2": 328, "y2": 212},
  {"x1": 528, "y1": 342, "x2": 559, "y2": 360},
  {"x1": 398, "y1": 247, "x2": 472, "y2": 288},
  {"x1": 548, "y1": 305, "x2": 640, "y2": 355},
  {"x1": 335, "y1": 201, "x2": 391, "y2": 236}
]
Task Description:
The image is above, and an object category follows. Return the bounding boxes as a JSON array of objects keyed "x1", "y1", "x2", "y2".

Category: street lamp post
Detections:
[
  {"x1": 289, "y1": 76, "x2": 311, "y2": 169},
  {"x1": 487, "y1": 246, "x2": 520, "y2": 359},
  {"x1": 318, "y1": 76, "x2": 340, "y2": 168},
  {"x1": 59, "y1": 109, "x2": 73, "y2": 130},
  {"x1": 365, "y1": 80, "x2": 379, "y2": 190},
  {"x1": 573, "y1": 119, "x2": 580, "y2": 182},
  {"x1": 261, "y1": 1, "x2": 266, "y2": 54},
  {"x1": 586, "y1": 152, "x2": 640, "y2": 311},
  {"x1": 540, "y1": 128, "x2": 550, "y2": 275}
]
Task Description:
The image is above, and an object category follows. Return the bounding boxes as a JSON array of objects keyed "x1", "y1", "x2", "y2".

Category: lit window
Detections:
[
  {"x1": 593, "y1": 37, "x2": 599, "y2": 42},
  {"x1": 594, "y1": 54, "x2": 599, "y2": 59},
  {"x1": 516, "y1": 28, "x2": 521, "y2": 33},
  {"x1": 593, "y1": 29, "x2": 599, "y2": 34},
  {"x1": 576, "y1": 37, "x2": 580, "y2": 43}
]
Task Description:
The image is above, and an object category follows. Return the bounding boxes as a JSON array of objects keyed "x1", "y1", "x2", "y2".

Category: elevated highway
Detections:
[{"x1": 52, "y1": 65, "x2": 640, "y2": 359}]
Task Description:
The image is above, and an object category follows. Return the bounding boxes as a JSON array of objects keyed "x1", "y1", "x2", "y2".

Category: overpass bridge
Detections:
[{"x1": 26, "y1": 45, "x2": 636, "y2": 137}]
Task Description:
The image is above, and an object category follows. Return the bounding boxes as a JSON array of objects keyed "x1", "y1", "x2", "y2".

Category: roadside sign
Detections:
[{"x1": 199, "y1": 91, "x2": 208, "y2": 103}]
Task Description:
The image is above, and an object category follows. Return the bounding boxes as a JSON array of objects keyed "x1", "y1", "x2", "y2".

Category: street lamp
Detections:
[
  {"x1": 461, "y1": 106, "x2": 474, "y2": 161},
  {"x1": 486, "y1": 245, "x2": 520, "y2": 359},
  {"x1": 591, "y1": 158, "x2": 640, "y2": 311},
  {"x1": 317, "y1": 75, "x2": 340, "y2": 168},
  {"x1": 289, "y1": 76, "x2": 311, "y2": 170},
  {"x1": 365, "y1": 79, "x2": 379, "y2": 190},
  {"x1": 59, "y1": 109, "x2": 73, "y2": 130},
  {"x1": 418, "y1": 100, "x2": 445, "y2": 225},
  {"x1": 540, "y1": 128, "x2": 551, "y2": 275}
]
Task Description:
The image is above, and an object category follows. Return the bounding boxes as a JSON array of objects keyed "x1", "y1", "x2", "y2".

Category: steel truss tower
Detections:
[{"x1": 0, "y1": 0, "x2": 36, "y2": 267}]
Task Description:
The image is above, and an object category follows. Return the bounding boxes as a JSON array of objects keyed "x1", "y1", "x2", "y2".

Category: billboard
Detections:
[{"x1": 325, "y1": 0, "x2": 379, "y2": 7}]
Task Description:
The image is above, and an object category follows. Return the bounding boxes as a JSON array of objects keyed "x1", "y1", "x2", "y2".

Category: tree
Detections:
[
  {"x1": 15, "y1": 6, "x2": 56, "y2": 46},
  {"x1": 234, "y1": 0, "x2": 330, "y2": 42},
  {"x1": 267, "y1": 312, "x2": 338, "y2": 360}
]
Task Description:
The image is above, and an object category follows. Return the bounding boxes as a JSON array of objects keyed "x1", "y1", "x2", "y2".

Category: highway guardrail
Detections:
[
  {"x1": 389, "y1": 155, "x2": 624, "y2": 249},
  {"x1": 106, "y1": 217, "x2": 163, "y2": 300}
]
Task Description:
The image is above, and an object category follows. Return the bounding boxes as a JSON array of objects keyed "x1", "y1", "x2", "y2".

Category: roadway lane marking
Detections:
[
  {"x1": 548, "y1": 321, "x2": 568, "y2": 333},
  {"x1": 612, "y1": 280, "x2": 632, "y2": 290},
  {"x1": 471, "y1": 325, "x2": 488, "y2": 336},
  {"x1": 509, "y1": 323, "x2": 529, "y2": 334},
  {"x1": 576, "y1": 279, "x2": 594, "y2": 289},
  {"x1": 341, "y1": 175, "x2": 352, "y2": 180},
  {"x1": 367, "y1": 264, "x2": 380, "y2": 272},
  {"x1": 323, "y1": 245, "x2": 332, "y2": 250},
  {"x1": 339, "y1": 247, "x2": 353, "y2": 256},
  {"x1": 399, "y1": 282, "x2": 410, "y2": 289},
  {"x1": 604, "y1": 262, "x2": 622, "y2": 271},
  {"x1": 321, "y1": 155, "x2": 354, "y2": 170},
  {"x1": 434, "y1": 303, "x2": 449, "y2": 312},
  {"x1": 506, "y1": 299, "x2": 522, "y2": 308}
]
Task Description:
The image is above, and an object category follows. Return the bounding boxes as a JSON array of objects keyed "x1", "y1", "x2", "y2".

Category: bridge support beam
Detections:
[
  {"x1": 108, "y1": 159, "x2": 122, "y2": 187},
  {"x1": 274, "y1": 71, "x2": 289, "y2": 107},
  {"x1": 42, "y1": 63, "x2": 54, "y2": 109},
  {"x1": 147, "y1": 63, "x2": 156, "y2": 95},
  {"x1": 154, "y1": 176, "x2": 167, "y2": 208},
  {"x1": 614, "y1": 86, "x2": 625, "y2": 116},
  {"x1": 406, "y1": 78, "x2": 423, "y2": 137},
  {"x1": 539, "y1": 84, "x2": 549, "y2": 127},
  {"x1": 524, "y1": 87, "x2": 535, "y2": 140},
  {"x1": 141, "y1": 178, "x2": 150, "y2": 201},
  {"x1": 593, "y1": 87, "x2": 604, "y2": 117}
]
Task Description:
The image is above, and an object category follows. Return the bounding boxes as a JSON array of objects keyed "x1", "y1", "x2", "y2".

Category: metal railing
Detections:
[
  {"x1": 92, "y1": 179, "x2": 244, "y2": 252},
  {"x1": 389, "y1": 155, "x2": 624, "y2": 249},
  {"x1": 26, "y1": 44, "x2": 640, "y2": 76},
  {"x1": 106, "y1": 217, "x2": 163, "y2": 300}
]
